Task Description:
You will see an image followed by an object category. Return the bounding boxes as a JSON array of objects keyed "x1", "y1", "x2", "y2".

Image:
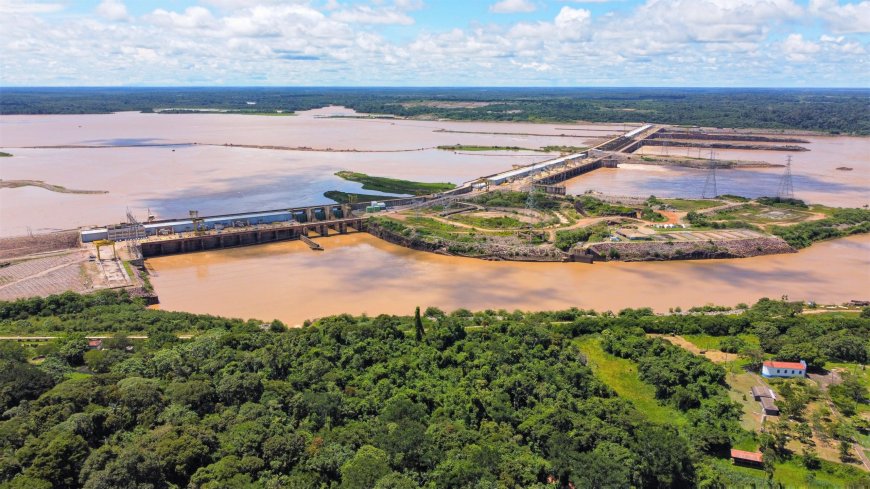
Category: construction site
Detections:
[{"x1": 0, "y1": 230, "x2": 143, "y2": 303}]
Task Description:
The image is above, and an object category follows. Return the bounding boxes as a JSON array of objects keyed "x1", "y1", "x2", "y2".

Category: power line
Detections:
[
  {"x1": 701, "y1": 151, "x2": 718, "y2": 199},
  {"x1": 777, "y1": 155, "x2": 795, "y2": 200}
]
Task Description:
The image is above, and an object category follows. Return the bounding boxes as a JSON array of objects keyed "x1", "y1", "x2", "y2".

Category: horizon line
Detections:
[{"x1": 2, "y1": 85, "x2": 869, "y2": 90}]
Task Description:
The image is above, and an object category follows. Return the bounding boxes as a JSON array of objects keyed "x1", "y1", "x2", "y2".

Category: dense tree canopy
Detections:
[{"x1": 0, "y1": 293, "x2": 868, "y2": 488}]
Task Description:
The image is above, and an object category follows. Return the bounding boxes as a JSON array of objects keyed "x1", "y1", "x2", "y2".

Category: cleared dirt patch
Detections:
[
  {"x1": 0, "y1": 231, "x2": 81, "y2": 260},
  {"x1": 653, "y1": 334, "x2": 738, "y2": 363}
]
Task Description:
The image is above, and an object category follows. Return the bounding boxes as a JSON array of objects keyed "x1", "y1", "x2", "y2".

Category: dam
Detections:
[{"x1": 76, "y1": 124, "x2": 661, "y2": 258}]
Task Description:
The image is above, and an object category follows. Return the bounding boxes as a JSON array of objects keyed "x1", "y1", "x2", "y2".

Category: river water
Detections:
[
  {"x1": 148, "y1": 233, "x2": 870, "y2": 325},
  {"x1": 2, "y1": 109, "x2": 868, "y2": 318},
  {"x1": 565, "y1": 137, "x2": 870, "y2": 208},
  {"x1": 0, "y1": 108, "x2": 617, "y2": 235}
]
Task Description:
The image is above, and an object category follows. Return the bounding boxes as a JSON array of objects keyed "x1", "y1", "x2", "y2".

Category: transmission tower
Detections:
[
  {"x1": 701, "y1": 151, "x2": 718, "y2": 199},
  {"x1": 777, "y1": 155, "x2": 795, "y2": 200},
  {"x1": 125, "y1": 207, "x2": 145, "y2": 260}
]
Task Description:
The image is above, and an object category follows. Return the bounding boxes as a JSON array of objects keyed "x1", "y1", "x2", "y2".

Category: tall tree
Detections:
[{"x1": 414, "y1": 307, "x2": 425, "y2": 342}]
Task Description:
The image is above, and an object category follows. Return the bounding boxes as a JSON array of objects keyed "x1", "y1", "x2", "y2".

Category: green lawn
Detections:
[
  {"x1": 712, "y1": 457, "x2": 865, "y2": 488},
  {"x1": 335, "y1": 171, "x2": 456, "y2": 195},
  {"x1": 575, "y1": 336, "x2": 687, "y2": 426},
  {"x1": 451, "y1": 214, "x2": 525, "y2": 229},
  {"x1": 323, "y1": 190, "x2": 403, "y2": 204},
  {"x1": 826, "y1": 362, "x2": 870, "y2": 412},
  {"x1": 683, "y1": 334, "x2": 760, "y2": 351},
  {"x1": 400, "y1": 216, "x2": 502, "y2": 242},
  {"x1": 437, "y1": 144, "x2": 537, "y2": 152},
  {"x1": 662, "y1": 198, "x2": 722, "y2": 212}
]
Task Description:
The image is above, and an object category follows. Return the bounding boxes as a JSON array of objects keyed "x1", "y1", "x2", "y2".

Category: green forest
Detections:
[
  {"x1": 2, "y1": 87, "x2": 868, "y2": 134},
  {"x1": 0, "y1": 291, "x2": 868, "y2": 488}
]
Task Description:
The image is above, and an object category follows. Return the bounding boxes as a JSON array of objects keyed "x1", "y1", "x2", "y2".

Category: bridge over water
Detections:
[{"x1": 79, "y1": 125, "x2": 660, "y2": 258}]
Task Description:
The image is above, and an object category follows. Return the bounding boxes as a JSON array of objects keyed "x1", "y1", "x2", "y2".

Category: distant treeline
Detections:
[{"x1": 2, "y1": 87, "x2": 869, "y2": 134}]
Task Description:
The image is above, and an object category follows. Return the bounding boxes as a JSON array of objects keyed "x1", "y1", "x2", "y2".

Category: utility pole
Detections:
[
  {"x1": 777, "y1": 155, "x2": 795, "y2": 200},
  {"x1": 702, "y1": 151, "x2": 718, "y2": 199}
]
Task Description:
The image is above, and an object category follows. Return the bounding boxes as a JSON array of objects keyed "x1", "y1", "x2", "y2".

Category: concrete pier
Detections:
[{"x1": 139, "y1": 217, "x2": 365, "y2": 257}]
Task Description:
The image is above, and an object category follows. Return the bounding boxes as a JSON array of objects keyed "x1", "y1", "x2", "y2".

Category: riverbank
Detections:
[
  {"x1": 364, "y1": 191, "x2": 869, "y2": 264},
  {"x1": 0, "y1": 179, "x2": 108, "y2": 194},
  {"x1": 144, "y1": 233, "x2": 870, "y2": 324},
  {"x1": 585, "y1": 236, "x2": 796, "y2": 262}
]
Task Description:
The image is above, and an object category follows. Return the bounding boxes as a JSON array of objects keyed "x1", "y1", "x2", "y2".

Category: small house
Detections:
[
  {"x1": 730, "y1": 449, "x2": 764, "y2": 467},
  {"x1": 759, "y1": 396, "x2": 780, "y2": 416},
  {"x1": 751, "y1": 386, "x2": 774, "y2": 401},
  {"x1": 751, "y1": 385, "x2": 780, "y2": 415},
  {"x1": 87, "y1": 339, "x2": 103, "y2": 350},
  {"x1": 761, "y1": 360, "x2": 806, "y2": 378}
]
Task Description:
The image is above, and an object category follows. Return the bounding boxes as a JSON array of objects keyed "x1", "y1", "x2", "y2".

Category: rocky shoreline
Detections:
[
  {"x1": 366, "y1": 222, "x2": 568, "y2": 262},
  {"x1": 585, "y1": 237, "x2": 796, "y2": 262},
  {"x1": 367, "y1": 221, "x2": 799, "y2": 264}
]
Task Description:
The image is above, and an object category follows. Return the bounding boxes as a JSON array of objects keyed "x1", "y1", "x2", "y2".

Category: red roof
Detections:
[
  {"x1": 731, "y1": 449, "x2": 764, "y2": 463},
  {"x1": 763, "y1": 360, "x2": 805, "y2": 370},
  {"x1": 88, "y1": 339, "x2": 102, "y2": 346}
]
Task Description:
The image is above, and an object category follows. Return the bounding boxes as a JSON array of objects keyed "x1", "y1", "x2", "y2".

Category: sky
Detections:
[{"x1": 0, "y1": 0, "x2": 868, "y2": 87}]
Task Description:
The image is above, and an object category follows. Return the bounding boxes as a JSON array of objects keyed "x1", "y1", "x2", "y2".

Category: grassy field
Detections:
[
  {"x1": 713, "y1": 457, "x2": 862, "y2": 488},
  {"x1": 540, "y1": 145, "x2": 587, "y2": 153},
  {"x1": 399, "y1": 216, "x2": 498, "y2": 242},
  {"x1": 662, "y1": 198, "x2": 722, "y2": 212},
  {"x1": 575, "y1": 336, "x2": 687, "y2": 426},
  {"x1": 451, "y1": 214, "x2": 525, "y2": 229},
  {"x1": 437, "y1": 144, "x2": 537, "y2": 152},
  {"x1": 726, "y1": 371, "x2": 765, "y2": 432},
  {"x1": 826, "y1": 361, "x2": 870, "y2": 414},
  {"x1": 323, "y1": 190, "x2": 403, "y2": 204},
  {"x1": 335, "y1": 171, "x2": 456, "y2": 195},
  {"x1": 682, "y1": 333, "x2": 760, "y2": 351},
  {"x1": 826, "y1": 362, "x2": 869, "y2": 388},
  {"x1": 708, "y1": 203, "x2": 816, "y2": 226}
]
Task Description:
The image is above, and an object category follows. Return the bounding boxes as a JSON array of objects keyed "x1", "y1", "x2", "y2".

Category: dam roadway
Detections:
[
  {"x1": 138, "y1": 215, "x2": 367, "y2": 257},
  {"x1": 81, "y1": 125, "x2": 661, "y2": 258}
]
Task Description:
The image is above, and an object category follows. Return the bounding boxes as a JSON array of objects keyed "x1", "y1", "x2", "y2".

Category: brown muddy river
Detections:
[
  {"x1": 2, "y1": 110, "x2": 869, "y2": 318},
  {"x1": 0, "y1": 108, "x2": 618, "y2": 235},
  {"x1": 148, "y1": 233, "x2": 870, "y2": 325},
  {"x1": 565, "y1": 137, "x2": 870, "y2": 208}
]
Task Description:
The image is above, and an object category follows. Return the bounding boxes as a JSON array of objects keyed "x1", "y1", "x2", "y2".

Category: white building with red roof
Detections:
[{"x1": 761, "y1": 360, "x2": 806, "y2": 378}]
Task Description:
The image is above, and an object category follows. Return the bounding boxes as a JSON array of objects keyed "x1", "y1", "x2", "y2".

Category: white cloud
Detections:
[
  {"x1": 331, "y1": 6, "x2": 415, "y2": 25},
  {"x1": 0, "y1": 0, "x2": 866, "y2": 87},
  {"x1": 0, "y1": 0, "x2": 63, "y2": 14},
  {"x1": 820, "y1": 34, "x2": 844, "y2": 43},
  {"x1": 394, "y1": 0, "x2": 425, "y2": 10},
  {"x1": 809, "y1": 0, "x2": 870, "y2": 33},
  {"x1": 555, "y1": 6, "x2": 590, "y2": 28},
  {"x1": 96, "y1": 0, "x2": 129, "y2": 21},
  {"x1": 149, "y1": 6, "x2": 216, "y2": 29},
  {"x1": 490, "y1": 0, "x2": 536, "y2": 14},
  {"x1": 781, "y1": 33, "x2": 821, "y2": 61},
  {"x1": 511, "y1": 59, "x2": 552, "y2": 71}
]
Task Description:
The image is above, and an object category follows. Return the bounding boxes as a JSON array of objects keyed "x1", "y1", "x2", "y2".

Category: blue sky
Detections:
[{"x1": 1, "y1": 0, "x2": 868, "y2": 86}]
